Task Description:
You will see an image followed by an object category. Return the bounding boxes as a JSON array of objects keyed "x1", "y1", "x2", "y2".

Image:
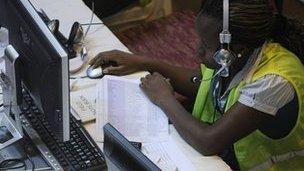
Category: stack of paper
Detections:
[{"x1": 96, "y1": 75, "x2": 169, "y2": 143}]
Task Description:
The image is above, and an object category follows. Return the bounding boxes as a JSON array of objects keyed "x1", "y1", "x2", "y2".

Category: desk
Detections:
[{"x1": 30, "y1": 0, "x2": 231, "y2": 170}]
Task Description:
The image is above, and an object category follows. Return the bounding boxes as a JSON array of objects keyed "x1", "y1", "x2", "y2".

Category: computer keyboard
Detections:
[{"x1": 20, "y1": 91, "x2": 107, "y2": 171}]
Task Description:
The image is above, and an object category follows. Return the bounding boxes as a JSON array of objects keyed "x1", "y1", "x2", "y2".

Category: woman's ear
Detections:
[
  {"x1": 228, "y1": 44, "x2": 255, "y2": 72},
  {"x1": 230, "y1": 44, "x2": 252, "y2": 56}
]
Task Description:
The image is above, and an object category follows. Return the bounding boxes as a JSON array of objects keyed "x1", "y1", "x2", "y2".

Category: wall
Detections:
[{"x1": 172, "y1": 0, "x2": 202, "y2": 13}]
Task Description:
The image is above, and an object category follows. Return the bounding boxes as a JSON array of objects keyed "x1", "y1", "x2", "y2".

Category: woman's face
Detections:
[
  {"x1": 196, "y1": 13, "x2": 255, "y2": 73},
  {"x1": 196, "y1": 13, "x2": 223, "y2": 69}
]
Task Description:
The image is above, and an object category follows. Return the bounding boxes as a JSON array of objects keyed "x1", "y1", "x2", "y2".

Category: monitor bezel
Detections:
[
  {"x1": 103, "y1": 123, "x2": 161, "y2": 171},
  {"x1": 6, "y1": 0, "x2": 70, "y2": 141}
]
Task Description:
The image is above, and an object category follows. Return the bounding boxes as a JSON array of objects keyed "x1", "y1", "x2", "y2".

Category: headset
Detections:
[
  {"x1": 191, "y1": 0, "x2": 237, "y2": 83},
  {"x1": 213, "y1": 0, "x2": 237, "y2": 78}
]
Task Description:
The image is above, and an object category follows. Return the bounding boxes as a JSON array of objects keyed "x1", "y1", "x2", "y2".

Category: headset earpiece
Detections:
[{"x1": 213, "y1": 48, "x2": 236, "y2": 67}]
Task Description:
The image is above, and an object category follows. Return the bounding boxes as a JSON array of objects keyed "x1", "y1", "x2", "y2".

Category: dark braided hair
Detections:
[
  {"x1": 275, "y1": 16, "x2": 304, "y2": 63},
  {"x1": 201, "y1": 0, "x2": 304, "y2": 63}
]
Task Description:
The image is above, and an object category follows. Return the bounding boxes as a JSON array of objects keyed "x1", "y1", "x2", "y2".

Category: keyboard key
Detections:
[
  {"x1": 66, "y1": 153, "x2": 72, "y2": 158},
  {"x1": 71, "y1": 160, "x2": 77, "y2": 165},
  {"x1": 74, "y1": 164, "x2": 81, "y2": 170},
  {"x1": 81, "y1": 155, "x2": 87, "y2": 160}
]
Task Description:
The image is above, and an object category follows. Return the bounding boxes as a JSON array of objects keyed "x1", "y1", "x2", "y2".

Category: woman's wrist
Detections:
[
  {"x1": 158, "y1": 94, "x2": 177, "y2": 110},
  {"x1": 137, "y1": 56, "x2": 156, "y2": 72}
]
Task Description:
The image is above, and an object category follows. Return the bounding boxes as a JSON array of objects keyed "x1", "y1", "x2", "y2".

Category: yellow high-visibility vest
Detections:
[{"x1": 193, "y1": 43, "x2": 304, "y2": 170}]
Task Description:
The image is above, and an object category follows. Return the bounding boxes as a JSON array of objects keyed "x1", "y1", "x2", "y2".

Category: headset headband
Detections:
[
  {"x1": 223, "y1": 0, "x2": 229, "y2": 32},
  {"x1": 220, "y1": 0, "x2": 231, "y2": 44}
]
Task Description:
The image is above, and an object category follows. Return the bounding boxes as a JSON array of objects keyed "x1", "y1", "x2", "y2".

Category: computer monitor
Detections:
[
  {"x1": 103, "y1": 123, "x2": 161, "y2": 171},
  {"x1": 1, "y1": 0, "x2": 70, "y2": 141},
  {"x1": 0, "y1": 0, "x2": 5, "y2": 28}
]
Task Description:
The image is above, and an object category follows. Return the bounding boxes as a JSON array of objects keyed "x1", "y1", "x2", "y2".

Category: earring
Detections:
[{"x1": 237, "y1": 53, "x2": 242, "y2": 58}]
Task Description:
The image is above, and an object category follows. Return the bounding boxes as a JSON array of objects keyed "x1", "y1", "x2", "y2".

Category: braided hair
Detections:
[{"x1": 201, "y1": 0, "x2": 304, "y2": 63}]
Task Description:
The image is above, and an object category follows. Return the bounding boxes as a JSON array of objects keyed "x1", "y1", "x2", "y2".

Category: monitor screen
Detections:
[
  {"x1": 2, "y1": 0, "x2": 70, "y2": 141},
  {"x1": 0, "y1": 0, "x2": 5, "y2": 28},
  {"x1": 103, "y1": 123, "x2": 161, "y2": 171}
]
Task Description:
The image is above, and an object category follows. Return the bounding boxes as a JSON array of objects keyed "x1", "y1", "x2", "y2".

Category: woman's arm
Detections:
[
  {"x1": 161, "y1": 97, "x2": 272, "y2": 155},
  {"x1": 90, "y1": 50, "x2": 201, "y2": 99},
  {"x1": 143, "y1": 59, "x2": 201, "y2": 99},
  {"x1": 140, "y1": 73, "x2": 273, "y2": 156}
]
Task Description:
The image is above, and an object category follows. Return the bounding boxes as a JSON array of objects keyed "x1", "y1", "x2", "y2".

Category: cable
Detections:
[
  {"x1": 26, "y1": 153, "x2": 35, "y2": 171},
  {"x1": 82, "y1": 2, "x2": 95, "y2": 41},
  {"x1": 0, "y1": 154, "x2": 35, "y2": 171},
  {"x1": 191, "y1": 65, "x2": 228, "y2": 84},
  {"x1": 22, "y1": 140, "x2": 36, "y2": 171},
  {"x1": 69, "y1": 76, "x2": 88, "y2": 79},
  {"x1": 0, "y1": 158, "x2": 26, "y2": 170}
]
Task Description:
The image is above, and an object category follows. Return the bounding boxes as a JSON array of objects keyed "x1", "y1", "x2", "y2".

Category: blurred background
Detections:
[{"x1": 81, "y1": 0, "x2": 304, "y2": 69}]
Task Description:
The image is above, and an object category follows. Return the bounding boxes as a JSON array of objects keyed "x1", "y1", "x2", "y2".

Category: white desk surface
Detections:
[{"x1": 30, "y1": 0, "x2": 231, "y2": 170}]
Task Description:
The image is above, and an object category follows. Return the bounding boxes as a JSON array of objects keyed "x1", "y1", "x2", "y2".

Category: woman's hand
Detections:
[
  {"x1": 140, "y1": 72, "x2": 175, "y2": 107},
  {"x1": 89, "y1": 50, "x2": 148, "y2": 75}
]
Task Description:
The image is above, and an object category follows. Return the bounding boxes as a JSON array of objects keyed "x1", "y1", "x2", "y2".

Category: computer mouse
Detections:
[{"x1": 86, "y1": 65, "x2": 103, "y2": 79}]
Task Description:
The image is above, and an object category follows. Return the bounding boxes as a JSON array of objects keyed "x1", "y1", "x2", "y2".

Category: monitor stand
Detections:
[{"x1": 0, "y1": 45, "x2": 23, "y2": 150}]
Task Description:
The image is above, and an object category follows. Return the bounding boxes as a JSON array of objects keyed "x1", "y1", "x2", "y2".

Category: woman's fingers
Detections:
[
  {"x1": 90, "y1": 55, "x2": 108, "y2": 68},
  {"x1": 90, "y1": 50, "x2": 144, "y2": 76},
  {"x1": 104, "y1": 66, "x2": 137, "y2": 75},
  {"x1": 89, "y1": 50, "x2": 121, "y2": 68}
]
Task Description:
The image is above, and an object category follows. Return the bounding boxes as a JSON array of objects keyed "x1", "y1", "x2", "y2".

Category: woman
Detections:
[{"x1": 90, "y1": 0, "x2": 304, "y2": 170}]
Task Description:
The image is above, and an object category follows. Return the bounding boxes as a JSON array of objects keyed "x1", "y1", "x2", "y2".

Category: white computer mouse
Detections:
[{"x1": 86, "y1": 65, "x2": 103, "y2": 79}]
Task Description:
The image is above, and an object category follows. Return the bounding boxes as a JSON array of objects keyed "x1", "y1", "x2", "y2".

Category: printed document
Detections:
[
  {"x1": 96, "y1": 75, "x2": 169, "y2": 143},
  {"x1": 142, "y1": 138, "x2": 197, "y2": 171}
]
